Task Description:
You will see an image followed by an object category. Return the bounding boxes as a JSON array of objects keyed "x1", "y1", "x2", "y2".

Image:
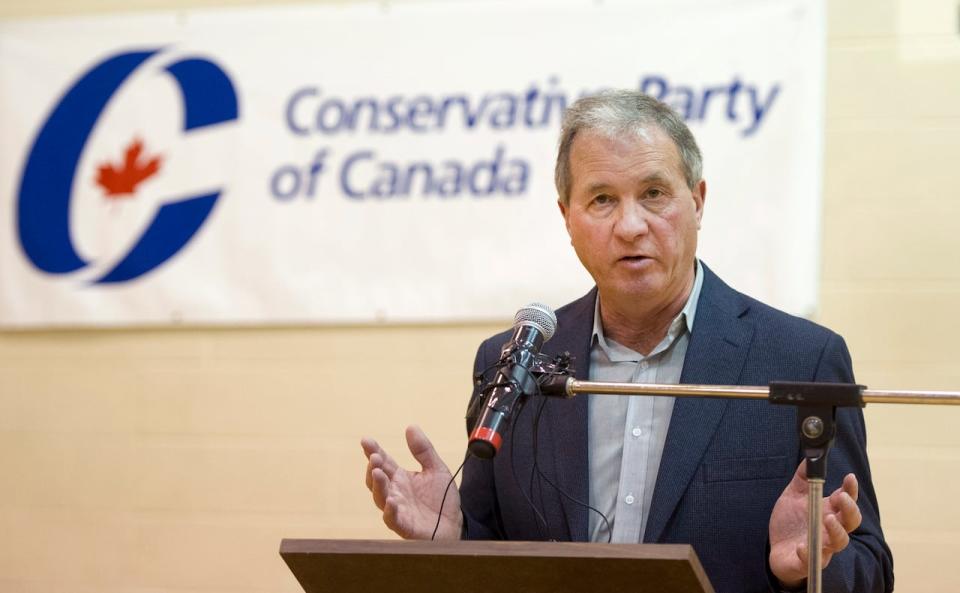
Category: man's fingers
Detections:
[
  {"x1": 796, "y1": 541, "x2": 809, "y2": 566},
  {"x1": 362, "y1": 438, "x2": 392, "y2": 490},
  {"x1": 824, "y1": 513, "x2": 850, "y2": 554},
  {"x1": 360, "y1": 437, "x2": 379, "y2": 459},
  {"x1": 369, "y1": 452, "x2": 401, "y2": 480},
  {"x1": 842, "y1": 473, "x2": 859, "y2": 502},
  {"x1": 827, "y1": 473, "x2": 858, "y2": 502},
  {"x1": 406, "y1": 425, "x2": 445, "y2": 472},
  {"x1": 370, "y1": 467, "x2": 391, "y2": 510},
  {"x1": 362, "y1": 438, "x2": 379, "y2": 489},
  {"x1": 830, "y1": 489, "x2": 862, "y2": 533},
  {"x1": 361, "y1": 437, "x2": 401, "y2": 475},
  {"x1": 382, "y1": 494, "x2": 402, "y2": 535},
  {"x1": 365, "y1": 452, "x2": 398, "y2": 493}
]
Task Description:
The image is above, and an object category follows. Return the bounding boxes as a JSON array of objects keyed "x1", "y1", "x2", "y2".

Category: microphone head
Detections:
[{"x1": 514, "y1": 302, "x2": 557, "y2": 342}]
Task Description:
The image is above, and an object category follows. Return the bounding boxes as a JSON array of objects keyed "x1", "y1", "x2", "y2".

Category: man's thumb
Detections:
[{"x1": 406, "y1": 425, "x2": 445, "y2": 472}]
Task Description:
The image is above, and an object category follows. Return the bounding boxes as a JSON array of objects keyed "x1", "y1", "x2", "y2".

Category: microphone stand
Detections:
[{"x1": 537, "y1": 377, "x2": 960, "y2": 593}]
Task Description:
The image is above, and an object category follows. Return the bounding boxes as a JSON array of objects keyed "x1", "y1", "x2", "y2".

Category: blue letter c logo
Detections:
[{"x1": 16, "y1": 49, "x2": 239, "y2": 284}]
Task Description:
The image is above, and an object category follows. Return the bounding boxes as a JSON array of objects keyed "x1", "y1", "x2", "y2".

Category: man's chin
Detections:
[{"x1": 599, "y1": 279, "x2": 664, "y2": 303}]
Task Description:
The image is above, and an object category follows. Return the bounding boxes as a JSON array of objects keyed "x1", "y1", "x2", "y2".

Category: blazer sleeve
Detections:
[{"x1": 800, "y1": 332, "x2": 894, "y2": 593}]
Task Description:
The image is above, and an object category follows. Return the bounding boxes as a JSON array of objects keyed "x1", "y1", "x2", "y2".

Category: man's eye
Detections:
[
  {"x1": 592, "y1": 194, "x2": 613, "y2": 205},
  {"x1": 647, "y1": 188, "x2": 663, "y2": 199}
]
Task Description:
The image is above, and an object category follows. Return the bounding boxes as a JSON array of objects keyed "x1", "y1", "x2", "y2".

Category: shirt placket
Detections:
[
  {"x1": 608, "y1": 321, "x2": 684, "y2": 543},
  {"x1": 610, "y1": 356, "x2": 657, "y2": 542}
]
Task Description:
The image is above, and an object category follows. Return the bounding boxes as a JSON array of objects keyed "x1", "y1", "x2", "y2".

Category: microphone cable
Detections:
[
  {"x1": 509, "y1": 386, "x2": 551, "y2": 540},
  {"x1": 456, "y1": 313, "x2": 613, "y2": 542},
  {"x1": 529, "y1": 384, "x2": 613, "y2": 543},
  {"x1": 472, "y1": 357, "x2": 552, "y2": 539},
  {"x1": 431, "y1": 452, "x2": 468, "y2": 541},
  {"x1": 434, "y1": 355, "x2": 505, "y2": 543}
]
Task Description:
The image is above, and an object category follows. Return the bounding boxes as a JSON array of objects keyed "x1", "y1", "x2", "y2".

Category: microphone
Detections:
[{"x1": 468, "y1": 303, "x2": 557, "y2": 459}]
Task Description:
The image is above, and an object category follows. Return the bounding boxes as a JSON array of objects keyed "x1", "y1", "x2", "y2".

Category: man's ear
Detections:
[
  {"x1": 693, "y1": 180, "x2": 706, "y2": 229},
  {"x1": 558, "y1": 199, "x2": 572, "y2": 237}
]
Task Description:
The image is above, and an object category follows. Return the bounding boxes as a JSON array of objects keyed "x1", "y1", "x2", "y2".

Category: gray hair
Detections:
[{"x1": 554, "y1": 90, "x2": 703, "y2": 205}]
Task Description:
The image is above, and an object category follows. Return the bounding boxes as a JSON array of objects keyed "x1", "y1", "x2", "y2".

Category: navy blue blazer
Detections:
[{"x1": 460, "y1": 264, "x2": 893, "y2": 593}]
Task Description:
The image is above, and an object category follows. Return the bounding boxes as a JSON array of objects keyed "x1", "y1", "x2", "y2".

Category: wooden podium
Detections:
[{"x1": 280, "y1": 539, "x2": 715, "y2": 593}]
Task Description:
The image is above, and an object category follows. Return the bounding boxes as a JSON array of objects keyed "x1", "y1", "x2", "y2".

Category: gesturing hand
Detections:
[
  {"x1": 769, "y1": 461, "x2": 863, "y2": 589},
  {"x1": 361, "y1": 425, "x2": 463, "y2": 540}
]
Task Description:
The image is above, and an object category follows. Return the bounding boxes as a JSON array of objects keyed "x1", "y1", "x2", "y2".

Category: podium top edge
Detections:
[{"x1": 279, "y1": 538, "x2": 696, "y2": 561}]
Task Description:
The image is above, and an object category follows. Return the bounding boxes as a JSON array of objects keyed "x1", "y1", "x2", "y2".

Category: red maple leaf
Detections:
[{"x1": 95, "y1": 137, "x2": 163, "y2": 197}]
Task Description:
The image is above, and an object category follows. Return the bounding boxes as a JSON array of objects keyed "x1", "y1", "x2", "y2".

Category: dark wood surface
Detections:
[{"x1": 280, "y1": 539, "x2": 715, "y2": 593}]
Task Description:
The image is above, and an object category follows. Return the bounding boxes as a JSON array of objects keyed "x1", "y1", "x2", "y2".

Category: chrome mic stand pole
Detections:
[
  {"x1": 539, "y1": 378, "x2": 960, "y2": 405},
  {"x1": 771, "y1": 381, "x2": 865, "y2": 593},
  {"x1": 536, "y1": 376, "x2": 960, "y2": 593},
  {"x1": 807, "y1": 476, "x2": 823, "y2": 593}
]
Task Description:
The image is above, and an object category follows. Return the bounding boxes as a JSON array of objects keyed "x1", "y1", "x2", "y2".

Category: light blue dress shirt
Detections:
[{"x1": 588, "y1": 260, "x2": 704, "y2": 543}]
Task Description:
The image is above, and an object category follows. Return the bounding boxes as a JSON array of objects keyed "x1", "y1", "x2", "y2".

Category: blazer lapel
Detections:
[
  {"x1": 543, "y1": 289, "x2": 595, "y2": 541},
  {"x1": 644, "y1": 266, "x2": 755, "y2": 542}
]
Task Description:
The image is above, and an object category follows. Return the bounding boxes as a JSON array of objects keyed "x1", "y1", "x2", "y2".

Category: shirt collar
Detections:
[{"x1": 591, "y1": 259, "x2": 704, "y2": 361}]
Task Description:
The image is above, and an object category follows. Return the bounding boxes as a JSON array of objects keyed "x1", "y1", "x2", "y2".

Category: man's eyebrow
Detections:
[
  {"x1": 583, "y1": 182, "x2": 613, "y2": 195},
  {"x1": 640, "y1": 173, "x2": 671, "y2": 185},
  {"x1": 581, "y1": 173, "x2": 674, "y2": 195}
]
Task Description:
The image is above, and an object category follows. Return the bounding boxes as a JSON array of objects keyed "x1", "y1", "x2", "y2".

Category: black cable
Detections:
[
  {"x1": 530, "y1": 387, "x2": 613, "y2": 543},
  {"x1": 468, "y1": 353, "x2": 612, "y2": 542},
  {"x1": 528, "y1": 395, "x2": 550, "y2": 536},
  {"x1": 431, "y1": 453, "x2": 468, "y2": 541},
  {"x1": 474, "y1": 355, "x2": 553, "y2": 538},
  {"x1": 509, "y1": 392, "x2": 549, "y2": 539}
]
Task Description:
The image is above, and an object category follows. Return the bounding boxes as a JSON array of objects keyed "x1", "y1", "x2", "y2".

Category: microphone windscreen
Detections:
[{"x1": 514, "y1": 302, "x2": 557, "y2": 341}]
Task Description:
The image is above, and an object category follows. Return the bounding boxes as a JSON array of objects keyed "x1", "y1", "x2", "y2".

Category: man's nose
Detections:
[{"x1": 613, "y1": 200, "x2": 649, "y2": 240}]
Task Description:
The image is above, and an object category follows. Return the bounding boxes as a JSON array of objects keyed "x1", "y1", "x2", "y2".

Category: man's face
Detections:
[{"x1": 559, "y1": 128, "x2": 705, "y2": 310}]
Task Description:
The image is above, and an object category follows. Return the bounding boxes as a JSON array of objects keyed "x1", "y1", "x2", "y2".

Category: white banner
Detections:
[{"x1": 0, "y1": 0, "x2": 824, "y2": 327}]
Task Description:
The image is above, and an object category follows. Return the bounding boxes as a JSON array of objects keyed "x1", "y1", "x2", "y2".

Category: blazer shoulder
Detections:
[
  {"x1": 744, "y1": 292, "x2": 837, "y2": 342},
  {"x1": 699, "y1": 263, "x2": 848, "y2": 379},
  {"x1": 702, "y1": 262, "x2": 838, "y2": 342}
]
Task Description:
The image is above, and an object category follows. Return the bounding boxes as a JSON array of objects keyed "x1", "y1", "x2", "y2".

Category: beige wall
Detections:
[
  {"x1": 1, "y1": 0, "x2": 958, "y2": 591},
  {"x1": 821, "y1": 1, "x2": 960, "y2": 589}
]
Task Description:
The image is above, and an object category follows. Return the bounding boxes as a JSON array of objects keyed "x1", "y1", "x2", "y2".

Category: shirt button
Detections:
[
  {"x1": 625, "y1": 494, "x2": 635, "y2": 505},
  {"x1": 632, "y1": 427, "x2": 643, "y2": 437},
  {"x1": 639, "y1": 361, "x2": 649, "y2": 370}
]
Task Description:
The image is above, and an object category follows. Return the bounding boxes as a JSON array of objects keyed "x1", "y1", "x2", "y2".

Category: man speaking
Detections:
[{"x1": 361, "y1": 90, "x2": 893, "y2": 593}]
